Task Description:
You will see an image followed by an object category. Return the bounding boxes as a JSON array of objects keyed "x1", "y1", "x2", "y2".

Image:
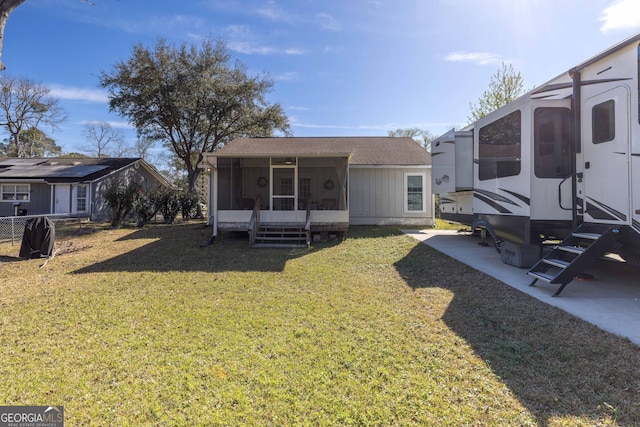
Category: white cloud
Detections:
[
  {"x1": 599, "y1": 0, "x2": 640, "y2": 33},
  {"x1": 224, "y1": 25, "x2": 305, "y2": 56},
  {"x1": 228, "y1": 41, "x2": 275, "y2": 55},
  {"x1": 444, "y1": 51, "x2": 505, "y2": 66},
  {"x1": 274, "y1": 72, "x2": 299, "y2": 82},
  {"x1": 48, "y1": 84, "x2": 108, "y2": 103},
  {"x1": 81, "y1": 120, "x2": 133, "y2": 130},
  {"x1": 284, "y1": 47, "x2": 305, "y2": 55},
  {"x1": 317, "y1": 13, "x2": 341, "y2": 32},
  {"x1": 254, "y1": 2, "x2": 296, "y2": 24}
]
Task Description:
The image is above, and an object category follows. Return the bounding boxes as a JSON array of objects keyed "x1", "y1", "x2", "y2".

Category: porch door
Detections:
[
  {"x1": 54, "y1": 184, "x2": 71, "y2": 214},
  {"x1": 582, "y1": 86, "x2": 631, "y2": 225},
  {"x1": 271, "y1": 166, "x2": 296, "y2": 212}
]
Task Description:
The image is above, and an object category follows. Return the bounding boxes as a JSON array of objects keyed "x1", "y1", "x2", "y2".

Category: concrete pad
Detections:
[{"x1": 403, "y1": 229, "x2": 640, "y2": 346}]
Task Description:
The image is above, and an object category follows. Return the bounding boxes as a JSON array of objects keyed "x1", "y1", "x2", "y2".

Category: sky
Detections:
[{"x1": 4, "y1": 0, "x2": 640, "y2": 166}]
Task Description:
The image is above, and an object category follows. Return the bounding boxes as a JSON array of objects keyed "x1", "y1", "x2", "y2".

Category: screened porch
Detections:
[{"x1": 211, "y1": 155, "x2": 349, "y2": 232}]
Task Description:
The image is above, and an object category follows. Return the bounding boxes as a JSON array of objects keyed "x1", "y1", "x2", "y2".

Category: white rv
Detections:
[{"x1": 432, "y1": 32, "x2": 640, "y2": 295}]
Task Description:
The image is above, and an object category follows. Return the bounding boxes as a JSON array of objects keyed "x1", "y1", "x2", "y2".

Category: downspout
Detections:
[
  {"x1": 50, "y1": 185, "x2": 55, "y2": 214},
  {"x1": 570, "y1": 67, "x2": 581, "y2": 230},
  {"x1": 213, "y1": 168, "x2": 218, "y2": 237}
]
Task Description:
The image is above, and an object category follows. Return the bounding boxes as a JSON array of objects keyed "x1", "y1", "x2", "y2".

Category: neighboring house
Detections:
[
  {"x1": 0, "y1": 157, "x2": 169, "y2": 220},
  {"x1": 203, "y1": 137, "x2": 432, "y2": 244}
]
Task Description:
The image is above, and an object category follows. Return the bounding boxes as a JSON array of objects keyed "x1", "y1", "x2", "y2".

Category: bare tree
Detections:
[
  {"x1": 0, "y1": 75, "x2": 67, "y2": 157},
  {"x1": 388, "y1": 127, "x2": 436, "y2": 151},
  {"x1": 83, "y1": 120, "x2": 125, "y2": 157},
  {"x1": 133, "y1": 135, "x2": 155, "y2": 160},
  {"x1": 0, "y1": 0, "x2": 25, "y2": 71}
]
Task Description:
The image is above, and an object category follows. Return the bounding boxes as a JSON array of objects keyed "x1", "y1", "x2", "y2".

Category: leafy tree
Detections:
[
  {"x1": 468, "y1": 62, "x2": 525, "y2": 123},
  {"x1": 0, "y1": 127, "x2": 61, "y2": 157},
  {"x1": 100, "y1": 38, "x2": 291, "y2": 191},
  {"x1": 83, "y1": 120, "x2": 125, "y2": 157},
  {"x1": 387, "y1": 127, "x2": 436, "y2": 151},
  {"x1": 63, "y1": 152, "x2": 89, "y2": 159},
  {"x1": 0, "y1": 75, "x2": 67, "y2": 157}
]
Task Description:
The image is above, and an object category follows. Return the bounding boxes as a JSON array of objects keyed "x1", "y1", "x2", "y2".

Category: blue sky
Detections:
[{"x1": 4, "y1": 0, "x2": 640, "y2": 164}]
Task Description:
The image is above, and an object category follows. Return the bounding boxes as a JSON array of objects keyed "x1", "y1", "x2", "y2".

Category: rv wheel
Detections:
[{"x1": 493, "y1": 238, "x2": 504, "y2": 254}]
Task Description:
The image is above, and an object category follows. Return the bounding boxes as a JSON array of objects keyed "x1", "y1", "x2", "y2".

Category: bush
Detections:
[
  {"x1": 156, "y1": 188, "x2": 180, "y2": 224},
  {"x1": 104, "y1": 180, "x2": 141, "y2": 228},
  {"x1": 179, "y1": 191, "x2": 200, "y2": 220},
  {"x1": 133, "y1": 189, "x2": 162, "y2": 227}
]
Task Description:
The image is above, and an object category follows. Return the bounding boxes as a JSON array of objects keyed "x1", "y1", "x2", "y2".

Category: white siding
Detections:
[{"x1": 349, "y1": 167, "x2": 433, "y2": 226}]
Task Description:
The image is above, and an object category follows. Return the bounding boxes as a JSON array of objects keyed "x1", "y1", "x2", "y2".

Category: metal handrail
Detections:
[
  {"x1": 558, "y1": 175, "x2": 573, "y2": 210},
  {"x1": 248, "y1": 194, "x2": 261, "y2": 246},
  {"x1": 304, "y1": 203, "x2": 312, "y2": 246}
]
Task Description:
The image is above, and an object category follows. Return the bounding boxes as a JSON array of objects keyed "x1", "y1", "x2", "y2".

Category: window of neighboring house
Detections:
[
  {"x1": 405, "y1": 173, "x2": 425, "y2": 212},
  {"x1": 1, "y1": 184, "x2": 30, "y2": 202},
  {"x1": 592, "y1": 99, "x2": 615, "y2": 144},
  {"x1": 76, "y1": 185, "x2": 88, "y2": 212},
  {"x1": 478, "y1": 110, "x2": 522, "y2": 180}
]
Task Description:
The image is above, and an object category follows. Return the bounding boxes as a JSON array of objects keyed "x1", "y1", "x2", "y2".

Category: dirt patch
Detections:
[{"x1": 54, "y1": 240, "x2": 93, "y2": 256}]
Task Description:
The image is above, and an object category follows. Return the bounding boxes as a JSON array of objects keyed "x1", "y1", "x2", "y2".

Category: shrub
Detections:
[
  {"x1": 156, "y1": 188, "x2": 180, "y2": 224},
  {"x1": 179, "y1": 191, "x2": 200, "y2": 220},
  {"x1": 104, "y1": 180, "x2": 141, "y2": 228},
  {"x1": 133, "y1": 189, "x2": 162, "y2": 227}
]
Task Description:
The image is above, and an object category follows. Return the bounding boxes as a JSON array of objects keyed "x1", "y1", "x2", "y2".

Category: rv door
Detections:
[{"x1": 582, "y1": 85, "x2": 631, "y2": 225}]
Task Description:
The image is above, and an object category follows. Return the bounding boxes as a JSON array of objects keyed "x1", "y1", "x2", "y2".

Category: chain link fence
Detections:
[{"x1": 0, "y1": 214, "x2": 85, "y2": 245}]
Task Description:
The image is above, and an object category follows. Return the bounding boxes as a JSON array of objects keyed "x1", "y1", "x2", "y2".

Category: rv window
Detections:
[
  {"x1": 478, "y1": 110, "x2": 521, "y2": 180},
  {"x1": 592, "y1": 100, "x2": 615, "y2": 144},
  {"x1": 534, "y1": 107, "x2": 572, "y2": 178}
]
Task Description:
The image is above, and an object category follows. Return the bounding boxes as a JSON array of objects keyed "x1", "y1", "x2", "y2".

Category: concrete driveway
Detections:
[{"x1": 404, "y1": 229, "x2": 640, "y2": 346}]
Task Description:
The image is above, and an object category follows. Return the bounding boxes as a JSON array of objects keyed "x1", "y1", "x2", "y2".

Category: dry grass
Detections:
[{"x1": 0, "y1": 223, "x2": 639, "y2": 426}]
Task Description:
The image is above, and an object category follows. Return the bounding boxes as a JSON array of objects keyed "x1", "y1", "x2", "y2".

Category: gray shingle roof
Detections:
[{"x1": 215, "y1": 137, "x2": 431, "y2": 166}]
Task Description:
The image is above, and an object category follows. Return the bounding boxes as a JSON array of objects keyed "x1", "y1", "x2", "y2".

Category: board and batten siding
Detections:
[{"x1": 349, "y1": 166, "x2": 433, "y2": 226}]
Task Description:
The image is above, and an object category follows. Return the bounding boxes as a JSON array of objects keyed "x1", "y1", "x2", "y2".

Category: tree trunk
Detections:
[
  {"x1": 0, "y1": 0, "x2": 26, "y2": 71},
  {"x1": 187, "y1": 166, "x2": 201, "y2": 193}
]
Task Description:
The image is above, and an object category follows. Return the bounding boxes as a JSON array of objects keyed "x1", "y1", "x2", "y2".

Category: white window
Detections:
[
  {"x1": 76, "y1": 185, "x2": 88, "y2": 212},
  {"x1": 1, "y1": 184, "x2": 30, "y2": 202},
  {"x1": 404, "y1": 173, "x2": 425, "y2": 212}
]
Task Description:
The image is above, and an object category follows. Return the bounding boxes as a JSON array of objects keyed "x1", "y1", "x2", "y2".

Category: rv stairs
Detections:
[
  {"x1": 527, "y1": 223, "x2": 622, "y2": 296},
  {"x1": 252, "y1": 223, "x2": 310, "y2": 248}
]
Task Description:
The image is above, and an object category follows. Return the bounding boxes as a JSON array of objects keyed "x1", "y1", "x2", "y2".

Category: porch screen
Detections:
[{"x1": 272, "y1": 167, "x2": 295, "y2": 210}]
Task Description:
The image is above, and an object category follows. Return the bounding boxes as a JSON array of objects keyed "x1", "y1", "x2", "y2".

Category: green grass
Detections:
[{"x1": 1, "y1": 223, "x2": 639, "y2": 426}]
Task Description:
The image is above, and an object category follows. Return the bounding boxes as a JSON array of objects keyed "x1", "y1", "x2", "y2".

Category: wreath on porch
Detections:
[
  {"x1": 257, "y1": 176, "x2": 268, "y2": 188},
  {"x1": 324, "y1": 179, "x2": 335, "y2": 190}
]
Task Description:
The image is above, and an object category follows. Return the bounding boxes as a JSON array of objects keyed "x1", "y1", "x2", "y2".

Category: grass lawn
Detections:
[{"x1": 1, "y1": 222, "x2": 639, "y2": 426}]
